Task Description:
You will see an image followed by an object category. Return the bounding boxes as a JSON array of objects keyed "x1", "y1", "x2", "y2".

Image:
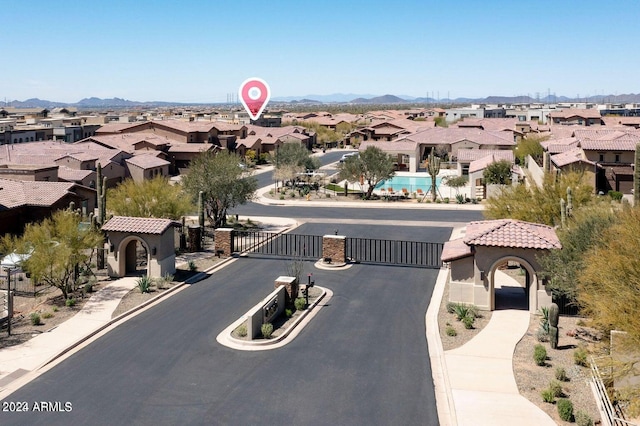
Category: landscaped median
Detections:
[{"x1": 216, "y1": 285, "x2": 331, "y2": 351}]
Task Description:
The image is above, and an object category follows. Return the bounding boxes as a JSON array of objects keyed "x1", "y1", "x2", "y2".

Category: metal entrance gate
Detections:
[
  {"x1": 233, "y1": 231, "x2": 322, "y2": 259},
  {"x1": 346, "y1": 237, "x2": 443, "y2": 268}
]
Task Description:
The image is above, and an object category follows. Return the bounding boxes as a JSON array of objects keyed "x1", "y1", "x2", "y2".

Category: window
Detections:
[
  {"x1": 598, "y1": 153, "x2": 605, "y2": 162},
  {"x1": 614, "y1": 153, "x2": 621, "y2": 163}
]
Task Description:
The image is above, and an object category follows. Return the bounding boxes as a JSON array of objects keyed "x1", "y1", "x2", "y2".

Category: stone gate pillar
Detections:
[
  {"x1": 322, "y1": 235, "x2": 346, "y2": 265},
  {"x1": 214, "y1": 228, "x2": 234, "y2": 257}
]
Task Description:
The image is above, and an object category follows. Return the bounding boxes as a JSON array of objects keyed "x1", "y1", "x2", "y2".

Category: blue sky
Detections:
[{"x1": 2, "y1": 0, "x2": 639, "y2": 103}]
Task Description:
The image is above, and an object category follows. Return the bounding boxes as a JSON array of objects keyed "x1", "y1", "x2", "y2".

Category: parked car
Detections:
[{"x1": 339, "y1": 152, "x2": 359, "y2": 163}]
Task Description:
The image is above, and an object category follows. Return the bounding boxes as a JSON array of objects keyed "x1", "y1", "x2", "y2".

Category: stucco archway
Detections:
[
  {"x1": 487, "y1": 256, "x2": 537, "y2": 313},
  {"x1": 119, "y1": 235, "x2": 150, "y2": 276}
]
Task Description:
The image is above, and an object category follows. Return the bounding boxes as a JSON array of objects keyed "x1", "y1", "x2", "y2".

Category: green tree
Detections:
[
  {"x1": 0, "y1": 210, "x2": 103, "y2": 299},
  {"x1": 484, "y1": 170, "x2": 593, "y2": 226},
  {"x1": 181, "y1": 151, "x2": 258, "y2": 228},
  {"x1": 538, "y1": 201, "x2": 618, "y2": 300},
  {"x1": 515, "y1": 135, "x2": 547, "y2": 165},
  {"x1": 338, "y1": 146, "x2": 395, "y2": 199},
  {"x1": 443, "y1": 175, "x2": 468, "y2": 196},
  {"x1": 273, "y1": 143, "x2": 321, "y2": 183},
  {"x1": 107, "y1": 176, "x2": 193, "y2": 220},
  {"x1": 578, "y1": 206, "x2": 640, "y2": 416},
  {"x1": 483, "y1": 160, "x2": 512, "y2": 185}
]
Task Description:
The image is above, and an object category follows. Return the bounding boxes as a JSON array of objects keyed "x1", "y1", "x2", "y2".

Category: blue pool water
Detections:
[{"x1": 375, "y1": 175, "x2": 442, "y2": 193}]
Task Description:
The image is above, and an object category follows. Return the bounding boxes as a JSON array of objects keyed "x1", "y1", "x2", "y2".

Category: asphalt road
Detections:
[{"x1": 1, "y1": 223, "x2": 449, "y2": 426}]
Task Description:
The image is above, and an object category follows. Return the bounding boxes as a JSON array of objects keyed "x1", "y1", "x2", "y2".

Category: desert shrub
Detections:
[
  {"x1": 236, "y1": 323, "x2": 247, "y2": 338},
  {"x1": 541, "y1": 388, "x2": 555, "y2": 403},
  {"x1": 555, "y1": 366, "x2": 568, "y2": 382},
  {"x1": 536, "y1": 327, "x2": 550, "y2": 342},
  {"x1": 462, "y1": 316, "x2": 475, "y2": 329},
  {"x1": 446, "y1": 326, "x2": 457, "y2": 336},
  {"x1": 574, "y1": 347, "x2": 588, "y2": 366},
  {"x1": 84, "y1": 283, "x2": 93, "y2": 293},
  {"x1": 446, "y1": 302, "x2": 457, "y2": 314},
  {"x1": 42, "y1": 311, "x2": 54, "y2": 319},
  {"x1": 608, "y1": 190, "x2": 623, "y2": 201},
  {"x1": 294, "y1": 297, "x2": 306, "y2": 311},
  {"x1": 188, "y1": 260, "x2": 197, "y2": 272},
  {"x1": 261, "y1": 323, "x2": 273, "y2": 339},
  {"x1": 279, "y1": 195, "x2": 285, "y2": 200},
  {"x1": 137, "y1": 276, "x2": 152, "y2": 294},
  {"x1": 539, "y1": 306, "x2": 550, "y2": 334},
  {"x1": 66, "y1": 298, "x2": 76, "y2": 307},
  {"x1": 557, "y1": 398, "x2": 574, "y2": 422},
  {"x1": 549, "y1": 380, "x2": 564, "y2": 398},
  {"x1": 455, "y1": 194, "x2": 466, "y2": 204},
  {"x1": 30, "y1": 312, "x2": 41, "y2": 326},
  {"x1": 52, "y1": 306, "x2": 58, "y2": 312},
  {"x1": 285, "y1": 308, "x2": 293, "y2": 318},
  {"x1": 534, "y1": 344, "x2": 547, "y2": 366},
  {"x1": 443, "y1": 197, "x2": 450, "y2": 203},
  {"x1": 575, "y1": 410, "x2": 593, "y2": 426},
  {"x1": 453, "y1": 303, "x2": 476, "y2": 321}
]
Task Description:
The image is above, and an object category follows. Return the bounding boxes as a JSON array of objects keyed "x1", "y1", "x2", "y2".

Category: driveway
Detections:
[{"x1": 1, "y1": 224, "x2": 448, "y2": 425}]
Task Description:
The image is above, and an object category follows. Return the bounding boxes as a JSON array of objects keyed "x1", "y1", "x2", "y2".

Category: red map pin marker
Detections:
[{"x1": 239, "y1": 77, "x2": 271, "y2": 121}]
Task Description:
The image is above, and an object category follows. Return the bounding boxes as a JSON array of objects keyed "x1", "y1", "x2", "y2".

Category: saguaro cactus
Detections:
[
  {"x1": 566, "y1": 187, "x2": 573, "y2": 217},
  {"x1": 427, "y1": 148, "x2": 441, "y2": 202},
  {"x1": 560, "y1": 198, "x2": 567, "y2": 228},
  {"x1": 95, "y1": 163, "x2": 107, "y2": 269},
  {"x1": 549, "y1": 302, "x2": 560, "y2": 349},
  {"x1": 635, "y1": 144, "x2": 640, "y2": 205}
]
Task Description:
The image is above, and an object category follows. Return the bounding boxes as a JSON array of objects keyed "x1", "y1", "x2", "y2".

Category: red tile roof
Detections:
[
  {"x1": 440, "y1": 238, "x2": 473, "y2": 262},
  {"x1": 456, "y1": 149, "x2": 514, "y2": 162},
  {"x1": 125, "y1": 154, "x2": 169, "y2": 169},
  {"x1": 463, "y1": 219, "x2": 561, "y2": 249},
  {"x1": 550, "y1": 147, "x2": 595, "y2": 168},
  {"x1": 549, "y1": 108, "x2": 602, "y2": 119},
  {"x1": 579, "y1": 139, "x2": 639, "y2": 151},
  {"x1": 102, "y1": 216, "x2": 179, "y2": 234},
  {"x1": 0, "y1": 178, "x2": 76, "y2": 208}
]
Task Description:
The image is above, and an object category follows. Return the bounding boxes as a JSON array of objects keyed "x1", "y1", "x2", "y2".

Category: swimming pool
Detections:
[{"x1": 375, "y1": 175, "x2": 442, "y2": 193}]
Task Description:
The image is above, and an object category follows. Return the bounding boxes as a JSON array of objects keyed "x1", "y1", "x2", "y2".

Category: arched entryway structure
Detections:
[
  {"x1": 102, "y1": 216, "x2": 179, "y2": 279},
  {"x1": 441, "y1": 219, "x2": 561, "y2": 314}
]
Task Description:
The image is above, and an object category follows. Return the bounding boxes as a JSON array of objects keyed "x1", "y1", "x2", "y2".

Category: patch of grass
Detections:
[
  {"x1": 574, "y1": 347, "x2": 588, "y2": 367},
  {"x1": 534, "y1": 344, "x2": 547, "y2": 366},
  {"x1": 541, "y1": 388, "x2": 555, "y2": 403},
  {"x1": 555, "y1": 366, "x2": 568, "y2": 382},
  {"x1": 549, "y1": 380, "x2": 564, "y2": 398},
  {"x1": 462, "y1": 316, "x2": 475, "y2": 329},
  {"x1": 42, "y1": 312, "x2": 54, "y2": 319},
  {"x1": 575, "y1": 410, "x2": 593, "y2": 426},
  {"x1": 446, "y1": 301, "x2": 456, "y2": 314},
  {"x1": 446, "y1": 326, "x2": 457, "y2": 336},
  {"x1": 52, "y1": 306, "x2": 58, "y2": 312},
  {"x1": 65, "y1": 298, "x2": 76, "y2": 307},
  {"x1": 30, "y1": 313, "x2": 41, "y2": 326}
]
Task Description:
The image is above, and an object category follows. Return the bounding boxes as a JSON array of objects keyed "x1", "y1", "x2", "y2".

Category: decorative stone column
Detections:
[
  {"x1": 214, "y1": 228, "x2": 234, "y2": 257},
  {"x1": 322, "y1": 235, "x2": 346, "y2": 264},
  {"x1": 187, "y1": 225, "x2": 202, "y2": 252},
  {"x1": 275, "y1": 276, "x2": 297, "y2": 307}
]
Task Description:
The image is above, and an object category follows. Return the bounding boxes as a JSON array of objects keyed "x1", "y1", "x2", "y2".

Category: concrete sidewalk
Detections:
[{"x1": 0, "y1": 277, "x2": 138, "y2": 391}]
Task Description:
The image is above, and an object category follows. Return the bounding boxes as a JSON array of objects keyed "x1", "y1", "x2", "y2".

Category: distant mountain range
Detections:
[{"x1": 2, "y1": 93, "x2": 640, "y2": 108}]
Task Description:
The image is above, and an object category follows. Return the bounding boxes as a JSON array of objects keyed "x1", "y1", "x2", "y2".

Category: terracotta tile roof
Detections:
[
  {"x1": 125, "y1": 154, "x2": 169, "y2": 169},
  {"x1": 456, "y1": 149, "x2": 514, "y2": 162},
  {"x1": 0, "y1": 178, "x2": 76, "y2": 208},
  {"x1": 440, "y1": 238, "x2": 473, "y2": 262},
  {"x1": 404, "y1": 127, "x2": 515, "y2": 147},
  {"x1": 551, "y1": 147, "x2": 595, "y2": 168},
  {"x1": 579, "y1": 139, "x2": 639, "y2": 151},
  {"x1": 95, "y1": 122, "x2": 141, "y2": 134},
  {"x1": 549, "y1": 108, "x2": 602, "y2": 119},
  {"x1": 359, "y1": 139, "x2": 418, "y2": 153},
  {"x1": 102, "y1": 216, "x2": 179, "y2": 234},
  {"x1": 463, "y1": 219, "x2": 561, "y2": 249},
  {"x1": 573, "y1": 129, "x2": 640, "y2": 141},
  {"x1": 58, "y1": 166, "x2": 93, "y2": 182},
  {"x1": 167, "y1": 143, "x2": 216, "y2": 153},
  {"x1": 469, "y1": 154, "x2": 507, "y2": 173}
]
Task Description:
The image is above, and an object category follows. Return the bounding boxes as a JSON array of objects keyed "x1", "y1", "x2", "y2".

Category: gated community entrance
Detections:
[{"x1": 215, "y1": 228, "x2": 444, "y2": 269}]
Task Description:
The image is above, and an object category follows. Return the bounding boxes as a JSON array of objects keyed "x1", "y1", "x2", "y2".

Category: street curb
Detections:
[
  {"x1": 217, "y1": 286, "x2": 332, "y2": 351},
  {"x1": 35, "y1": 256, "x2": 237, "y2": 371}
]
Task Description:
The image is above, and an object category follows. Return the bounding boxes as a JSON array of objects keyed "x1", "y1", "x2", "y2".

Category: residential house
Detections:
[{"x1": 548, "y1": 108, "x2": 603, "y2": 126}]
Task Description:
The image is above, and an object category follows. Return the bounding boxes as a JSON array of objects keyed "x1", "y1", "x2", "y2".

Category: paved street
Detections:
[{"x1": 0, "y1": 222, "x2": 459, "y2": 425}]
